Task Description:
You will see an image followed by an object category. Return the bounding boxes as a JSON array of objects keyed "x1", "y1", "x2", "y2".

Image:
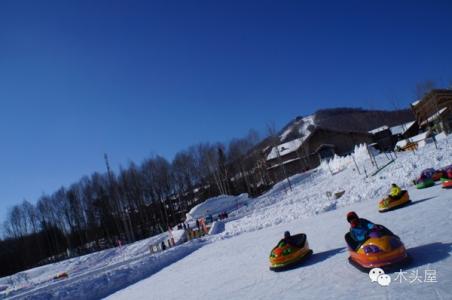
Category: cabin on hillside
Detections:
[
  {"x1": 368, "y1": 121, "x2": 418, "y2": 151},
  {"x1": 411, "y1": 89, "x2": 452, "y2": 134},
  {"x1": 266, "y1": 127, "x2": 372, "y2": 182}
]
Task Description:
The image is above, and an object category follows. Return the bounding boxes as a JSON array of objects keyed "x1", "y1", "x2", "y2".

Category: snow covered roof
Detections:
[
  {"x1": 389, "y1": 121, "x2": 416, "y2": 135},
  {"x1": 420, "y1": 107, "x2": 448, "y2": 125},
  {"x1": 267, "y1": 137, "x2": 308, "y2": 160},
  {"x1": 395, "y1": 131, "x2": 430, "y2": 148},
  {"x1": 368, "y1": 125, "x2": 389, "y2": 134},
  {"x1": 411, "y1": 99, "x2": 421, "y2": 107},
  {"x1": 369, "y1": 121, "x2": 416, "y2": 136}
]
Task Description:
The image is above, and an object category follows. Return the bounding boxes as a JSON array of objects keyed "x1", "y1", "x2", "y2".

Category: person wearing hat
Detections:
[{"x1": 345, "y1": 211, "x2": 375, "y2": 250}]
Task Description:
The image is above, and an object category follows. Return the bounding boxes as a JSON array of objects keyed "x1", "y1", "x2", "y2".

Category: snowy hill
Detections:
[
  {"x1": 1, "y1": 136, "x2": 451, "y2": 299},
  {"x1": 278, "y1": 108, "x2": 414, "y2": 143},
  {"x1": 279, "y1": 115, "x2": 316, "y2": 142}
]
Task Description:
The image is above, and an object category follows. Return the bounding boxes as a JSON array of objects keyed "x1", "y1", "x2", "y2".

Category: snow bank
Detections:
[
  {"x1": 7, "y1": 240, "x2": 205, "y2": 300},
  {"x1": 186, "y1": 194, "x2": 249, "y2": 221},
  {"x1": 208, "y1": 221, "x2": 225, "y2": 235},
  {"x1": 319, "y1": 143, "x2": 369, "y2": 175},
  {"x1": 0, "y1": 230, "x2": 186, "y2": 299}
]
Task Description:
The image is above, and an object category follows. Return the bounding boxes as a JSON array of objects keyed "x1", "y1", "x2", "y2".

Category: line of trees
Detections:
[
  {"x1": 0, "y1": 130, "x2": 273, "y2": 277},
  {"x1": 1, "y1": 105, "x2": 423, "y2": 277}
]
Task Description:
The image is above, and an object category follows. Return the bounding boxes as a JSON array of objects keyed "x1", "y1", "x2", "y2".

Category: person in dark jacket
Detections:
[
  {"x1": 345, "y1": 211, "x2": 375, "y2": 250},
  {"x1": 278, "y1": 231, "x2": 295, "y2": 247}
]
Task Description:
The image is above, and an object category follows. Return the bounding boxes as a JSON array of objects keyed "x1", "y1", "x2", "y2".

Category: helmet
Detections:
[
  {"x1": 284, "y1": 231, "x2": 290, "y2": 238},
  {"x1": 347, "y1": 211, "x2": 358, "y2": 223}
]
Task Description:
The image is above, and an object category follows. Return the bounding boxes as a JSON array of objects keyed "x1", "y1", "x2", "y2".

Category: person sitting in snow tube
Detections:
[
  {"x1": 345, "y1": 212, "x2": 407, "y2": 271},
  {"x1": 345, "y1": 212, "x2": 376, "y2": 250},
  {"x1": 415, "y1": 170, "x2": 435, "y2": 189},
  {"x1": 269, "y1": 231, "x2": 312, "y2": 271},
  {"x1": 281, "y1": 231, "x2": 294, "y2": 246},
  {"x1": 389, "y1": 183, "x2": 402, "y2": 198},
  {"x1": 379, "y1": 184, "x2": 410, "y2": 212}
]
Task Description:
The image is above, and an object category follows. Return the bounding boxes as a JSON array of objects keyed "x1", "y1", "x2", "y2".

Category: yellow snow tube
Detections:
[{"x1": 379, "y1": 190, "x2": 410, "y2": 212}]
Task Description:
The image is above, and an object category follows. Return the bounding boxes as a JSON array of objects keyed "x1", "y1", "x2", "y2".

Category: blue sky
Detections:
[{"x1": 0, "y1": 0, "x2": 451, "y2": 225}]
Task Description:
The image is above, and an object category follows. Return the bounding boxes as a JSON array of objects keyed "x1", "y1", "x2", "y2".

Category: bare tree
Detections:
[
  {"x1": 415, "y1": 80, "x2": 436, "y2": 99},
  {"x1": 267, "y1": 122, "x2": 292, "y2": 191}
]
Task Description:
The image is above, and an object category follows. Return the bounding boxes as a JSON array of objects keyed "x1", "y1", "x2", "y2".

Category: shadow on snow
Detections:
[
  {"x1": 303, "y1": 247, "x2": 346, "y2": 267},
  {"x1": 408, "y1": 196, "x2": 437, "y2": 207},
  {"x1": 406, "y1": 242, "x2": 452, "y2": 270}
]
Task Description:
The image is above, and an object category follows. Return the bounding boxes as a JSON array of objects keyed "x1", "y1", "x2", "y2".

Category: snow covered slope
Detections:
[
  {"x1": 2, "y1": 136, "x2": 451, "y2": 299},
  {"x1": 109, "y1": 185, "x2": 452, "y2": 300},
  {"x1": 279, "y1": 115, "x2": 315, "y2": 142},
  {"x1": 0, "y1": 230, "x2": 189, "y2": 299},
  {"x1": 108, "y1": 138, "x2": 452, "y2": 300}
]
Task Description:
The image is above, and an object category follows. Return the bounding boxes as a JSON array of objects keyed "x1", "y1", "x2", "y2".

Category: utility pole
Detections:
[
  {"x1": 267, "y1": 122, "x2": 292, "y2": 192},
  {"x1": 104, "y1": 153, "x2": 134, "y2": 242}
]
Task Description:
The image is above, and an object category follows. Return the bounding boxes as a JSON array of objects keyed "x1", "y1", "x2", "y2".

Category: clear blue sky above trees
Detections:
[{"x1": 1, "y1": 0, "x2": 451, "y2": 224}]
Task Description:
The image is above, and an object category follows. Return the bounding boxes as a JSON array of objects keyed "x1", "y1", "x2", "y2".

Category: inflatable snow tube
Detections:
[
  {"x1": 378, "y1": 191, "x2": 411, "y2": 212},
  {"x1": 269, "y1": 233, "x2": 312, "y2": 271},
  {"x1": 416, "y1": 178, "x2": 434, "y2": 189},
  {"x1": 442, "y1": 180, "x2": 452, "y2": 189},
  {"x1": 346, "y1": 227, "x2": 409, "y2": 272},
  {"x1": 432, "y1": 171, "x2": 444, "y2": 181}
]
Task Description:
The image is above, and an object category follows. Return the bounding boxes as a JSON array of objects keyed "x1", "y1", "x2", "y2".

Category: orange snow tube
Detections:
[
  {"x1": 346, "y1": 227, "x2": 409, "y2": 272},
  {"x1": 269, "y1": 234, "x2": 312, "y2": 271}
]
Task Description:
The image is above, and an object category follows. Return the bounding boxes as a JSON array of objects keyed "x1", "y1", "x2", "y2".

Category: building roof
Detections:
[
  {"x1": 368, "y1": 125, "x2": 389, "y2": 134},
  {"x1": 420, "y1": 107, "x2": 448, "y2": 126},
  {"x1": 389, "y1": 121, "x2": 416, "y2": 135},
  {"x1": 411, "y1": 100, "x2": 421, "y2": 107},
  {"x1": 369, "y1": 121, "x2": 416, "y2": 136},
  {"x1": 266, "y1": 137, "x2": 306, "y2": 160}
]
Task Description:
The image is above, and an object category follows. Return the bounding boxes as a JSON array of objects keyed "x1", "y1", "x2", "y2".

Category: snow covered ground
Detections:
[
  {"x1": 0, "y1": 230, "x2": 189, "y2": 299},
  {"x1": 1, "y1": 136, "x2": 451, "y2": 299},
  {"x1": 109, "y1": 185, "x2": 452, "y2": 300}
]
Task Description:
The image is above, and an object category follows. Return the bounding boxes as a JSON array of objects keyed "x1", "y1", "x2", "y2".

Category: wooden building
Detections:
[
  {"x1": 411, "y1": 89, "x2": 452, "y2": 133},
  {"x1": 266, "y1": 127, "x2": 373, "y2": 182},
  {"x1": 368, "y1": 121, "x2": 418, "y2": 151}
]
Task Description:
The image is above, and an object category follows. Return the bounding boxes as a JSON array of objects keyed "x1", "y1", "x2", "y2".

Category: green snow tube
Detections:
[{"x1": 416, "y1": 178, "x2": 435, "y2": 189}]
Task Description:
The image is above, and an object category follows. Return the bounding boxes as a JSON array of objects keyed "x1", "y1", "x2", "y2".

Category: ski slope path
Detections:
[{"x1": 108, "y1": 184, "x2": 452, "y2": 300}]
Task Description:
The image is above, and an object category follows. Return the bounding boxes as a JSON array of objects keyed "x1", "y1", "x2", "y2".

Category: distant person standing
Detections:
[{"x1": 161, "y1": 241, "x2": 166, "y2": 251}]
